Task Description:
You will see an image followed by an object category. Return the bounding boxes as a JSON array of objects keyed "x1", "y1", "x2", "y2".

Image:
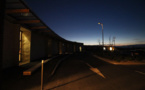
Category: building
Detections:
[{"x1": 1, "y1": 0, "x2": 83, "y2": 69}]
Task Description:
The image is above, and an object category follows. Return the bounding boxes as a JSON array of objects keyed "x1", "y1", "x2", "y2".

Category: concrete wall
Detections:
[
  {"x1": 2, "y1": 18, "x2": 84, "y2": 69},
  {"x1": 47, "y1": 38, "x2": 61, "y2": 57},
  {"x1": 0, "y1": 0, "x2": 6, "y2": 70},
  {"x1": 76, "y1": 45, "x2": 80, "y2": 52},
  {"x1": 67, "y1": 43, "x2": 74, "y2": 54},
  {"x1": 48, "y1": 38, "x2": 52, "y2": 57},
  {"x1": 51, "y1": 39, "x2": 59, "y2": 55},
  {"x1": 3, "y1": 20, "x2": 20, "y2": 68},
  {"x1": 65, "y1": 43, "x2": 70, "y2": 54},
  {"x1": 59, "y1": 41, "x2": 62, "y2": 54},
  {"x1": 30, "y1": 33, "x2": 48, "y2": 61},
  {"x1": 74, "y1": 44, "x2": 76, "y2": 52},
  {"x1": 62, "y1": 42, "x2": 66, "y2": 54},
  {"x1": 59, "y1": 41, "x2": 65, "y2": 54}
]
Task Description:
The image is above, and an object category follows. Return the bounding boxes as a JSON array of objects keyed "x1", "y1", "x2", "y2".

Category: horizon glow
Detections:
[{"x1": 24, "y1": 0, "x2": 145, "y2": 46}]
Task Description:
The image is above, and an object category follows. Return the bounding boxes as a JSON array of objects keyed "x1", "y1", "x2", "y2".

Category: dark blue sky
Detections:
[{"x1": 24, "y1": 0, "x2": 145, "y2": 45}]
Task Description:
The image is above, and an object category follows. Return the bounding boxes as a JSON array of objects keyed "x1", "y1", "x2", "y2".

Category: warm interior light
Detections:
[
  {"x1": 19, "y1": 27, "x2": 31, "y2": 65},
  {"x1": 79, "y1": 46, "x2": 82, "y2": 52},
  {"x1": 98, "y1": 22, "x2": 101, "y2": 24},
  {"x1": 103, "y1": 47, "x2": 106, "y2": 50}
]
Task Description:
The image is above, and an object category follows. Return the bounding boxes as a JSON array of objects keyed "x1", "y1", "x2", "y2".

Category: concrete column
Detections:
[
  {"x1": 3, "y1": 20, "x2": 20, "y2": 68},
  {"x1": 0, "y1": 0, "x2": 5, "y2": 69}
]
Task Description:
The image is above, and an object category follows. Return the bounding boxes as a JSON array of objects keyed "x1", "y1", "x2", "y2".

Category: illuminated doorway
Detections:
[{"x1": 19, "y1": 27, "x2": 31, "y2": 65}]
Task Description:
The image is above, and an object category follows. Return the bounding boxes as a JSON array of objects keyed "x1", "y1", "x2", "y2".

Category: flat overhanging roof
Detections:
[
  {"x1": 5, "y1": 0, "x2": 83, "y2": 45},
  {"x1": 5, "y1": 0, "x2": 62, "y2": 41}
]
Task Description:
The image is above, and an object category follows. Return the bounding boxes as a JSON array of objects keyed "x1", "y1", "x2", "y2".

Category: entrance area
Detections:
[{"x1": 19, "y1": 27, "x2": 31, "y2": 65}]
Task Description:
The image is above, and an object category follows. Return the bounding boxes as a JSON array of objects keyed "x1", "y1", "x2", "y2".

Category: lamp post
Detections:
[{"x1": 98, "y1": 22, "x2": 104, "y2": 46}]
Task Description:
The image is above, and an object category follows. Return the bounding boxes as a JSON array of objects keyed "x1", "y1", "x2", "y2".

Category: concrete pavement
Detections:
[
  {"x1": 2, "y1": 52, "x2": 145, "y2": 90},
  {"x1": 45, "y1": 53, "x2": 145, "y2": 90}
]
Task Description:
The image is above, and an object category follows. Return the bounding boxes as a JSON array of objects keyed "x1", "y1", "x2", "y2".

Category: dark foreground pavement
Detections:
[{"x1": 2, "y1": 52, "x2": 145, "y2": 90}]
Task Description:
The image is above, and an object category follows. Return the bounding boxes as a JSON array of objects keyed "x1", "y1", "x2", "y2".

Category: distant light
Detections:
[
  {"x1": 98, "y1": 22, "x2": 101, "y2": 25},
  {"x1": 103, "y1": 47, "x2": 106, "y2": 50},
  {"x1": 110, "y1": 47, "x2": 113, "y2": 51}
]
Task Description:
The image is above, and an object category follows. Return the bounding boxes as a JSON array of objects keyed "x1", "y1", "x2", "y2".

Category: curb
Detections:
[{"x1": 93, "y1": 55, "x2": 145, "y2": 65}]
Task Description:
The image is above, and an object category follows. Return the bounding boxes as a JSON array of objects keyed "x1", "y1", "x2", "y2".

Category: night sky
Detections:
[{"x1": 24, "y1": 0, "x2": 145, "y2": 45}]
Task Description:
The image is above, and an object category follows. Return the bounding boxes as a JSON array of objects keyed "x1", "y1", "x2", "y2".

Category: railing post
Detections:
[{"x1": 41, "y1": 60, "x2": 44, "y2": 90}]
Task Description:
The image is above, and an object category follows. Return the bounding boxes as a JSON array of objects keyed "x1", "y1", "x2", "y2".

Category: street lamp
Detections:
[{"x1": 98, "y1": 22, "x2": 104, "y2": 46}]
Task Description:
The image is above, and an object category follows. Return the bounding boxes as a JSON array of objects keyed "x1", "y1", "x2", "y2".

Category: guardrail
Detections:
[
  {"x1": 41, "y1": 54, "x2": 71, "y2": 90},
  {"x1": 23, "y1": 55, "x2": 59, "y2": 76},
  {"x1": 23, "y1": 54, "x2": 71, "y2": 90}
]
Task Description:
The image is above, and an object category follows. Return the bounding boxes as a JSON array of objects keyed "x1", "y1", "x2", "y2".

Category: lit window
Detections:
[{"x1": 79, "y1": 46, "x2": 82, "y2": 52}]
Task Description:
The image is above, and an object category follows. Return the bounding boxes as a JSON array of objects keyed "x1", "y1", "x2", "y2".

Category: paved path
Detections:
[
  {"x1": 2, "y1": 53, "x2": 145, "y2": 90},
  {"x1": 44, "y1": 53, "x2": 145, "y2": 90}
]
